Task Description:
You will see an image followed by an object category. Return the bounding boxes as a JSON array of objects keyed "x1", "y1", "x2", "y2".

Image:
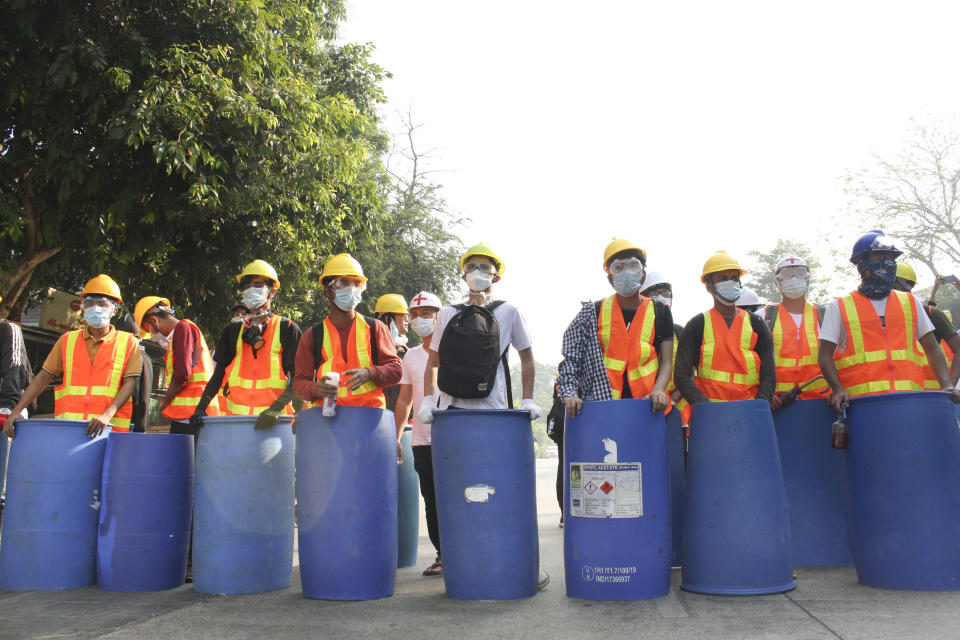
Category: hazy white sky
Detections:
[{"x1": 341, "y1": 0, "x2": 960, "y2": 363}]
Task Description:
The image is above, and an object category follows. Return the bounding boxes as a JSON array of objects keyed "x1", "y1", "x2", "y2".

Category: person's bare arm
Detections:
[{"x1": 2, "y1": 369, "x2": 54, "y2": 438}]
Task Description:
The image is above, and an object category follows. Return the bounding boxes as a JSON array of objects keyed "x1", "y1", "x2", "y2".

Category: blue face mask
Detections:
[
  {"x1": 334, "y1": 286, "x2": 363, "y2": 311},
  {"x1": 857, "y1": 257, "x2": 897, "y2": 300},
  {"x1": 612, "y1": 271, "x2": 643, "y2": 296},
  {"x1": 83, "y1": 306, "x2": 112, "y2": 329}
]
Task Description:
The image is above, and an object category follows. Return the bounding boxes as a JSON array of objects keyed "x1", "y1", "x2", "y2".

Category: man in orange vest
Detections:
[
  {"x1": 558, "y1": 238, "x2": 674, "y2": 418},
  {"x1": 674, "y1": 251, "x2": 776, "y2": 405},
  {"x1": 2, "y1": 275, "x2": 142, "y2": 438},
  {"x1": 292, "y1": 253, "x2": 401, "y2": 408},
  {"x1": 818, "y1": 231, "x2": 960, "y2": 412},
  {"x1": 190, "y1": 260, "x2": 303, "y2": 429},
  {"x1": 892, "y1": 260, "x2": 960, "y2": 387},
  {"x1": 134, "y1": 296, "x2": 220, "y2": 436},
  {"x1": 763, "y1": 256, "x2": 830, "y2": 410}
]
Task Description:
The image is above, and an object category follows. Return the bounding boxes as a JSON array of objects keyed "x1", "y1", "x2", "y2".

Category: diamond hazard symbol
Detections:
[
  {"x1": 600, "y1": 481, "x2": 614, "y2": 494},
  {"x1": 584, "y1": 481, "x2": 597, "y2": 494}
]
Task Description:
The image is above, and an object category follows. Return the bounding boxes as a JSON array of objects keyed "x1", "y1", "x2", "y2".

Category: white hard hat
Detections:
[
  {"x1": 640, "y1": 270, "x2": 671, "y2": 294},
  {"x1": 409, "y1": 291, "x2": 442, "y2": 310},
  {"x1": 736, "y1": 287, "x2": 762, "y2": 307},
  {"x1": 775, "y1": 255, "x2": 809, "y2": 274}
]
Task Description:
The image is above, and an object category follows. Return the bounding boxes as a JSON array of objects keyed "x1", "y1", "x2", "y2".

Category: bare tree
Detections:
[{"x1": 846, "y1": 119, "x2": 960, "y2": 276}]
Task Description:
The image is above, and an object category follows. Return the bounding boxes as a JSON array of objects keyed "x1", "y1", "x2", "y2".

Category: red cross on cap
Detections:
[
  {"x1": 786, "y1": 257, "x2": 799, "y2": 264},
  {"x1": 413, "y1": 293, "x2": 428, "y2": 305}
]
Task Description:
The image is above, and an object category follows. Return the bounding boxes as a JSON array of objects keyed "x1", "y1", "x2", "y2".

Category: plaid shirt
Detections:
[{"x1": 558, "y1": 301, "x2": 613, "y2": 402}]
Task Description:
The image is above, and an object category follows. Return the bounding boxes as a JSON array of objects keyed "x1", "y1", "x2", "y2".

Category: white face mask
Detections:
[
  {"x1": 612, "y1": 271, "x2": 644, "y2": 297},
  {"x1": 334, "y1": 286, "x2": 363, "y2": 311},
  {"x1": 466, "y1": 271, "x2": 493, "y2": 292},
  {"x1": 389, "y1": 320, "x2": 408, "y2": 348},
  {"x1": 713, "y1": 281, "x2": 741, "y2": 306},
  {"x1": 779, "y1": 277, "x2": 808, "y2": 299},
  {"x1": 155, "y1": 329, "x2": 174, "y2": 350},
  {"x1": 83, "y1": 305, "x2": 113, "y2": 329},
  {"x1": 242, "y1": 286, "x2": 269, "y2": 310},
  {"x1": 411, "y1": 316, "x2": 435, "y2": 337}
]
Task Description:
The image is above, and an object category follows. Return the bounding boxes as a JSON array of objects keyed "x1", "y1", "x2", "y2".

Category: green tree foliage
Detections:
[
  {"x1": 0, "y1": 0, "x2": 388, "y2": 329},
  {"x1": 742, "y1": 239, "x2": 834, "y2": 305}
]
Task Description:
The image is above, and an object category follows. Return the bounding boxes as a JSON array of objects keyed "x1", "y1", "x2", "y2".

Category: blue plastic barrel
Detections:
[
  {"x1": 564, "y1": 399, "x2": 671, "y2": 600},
  {"x1": 665, "y1": 408, "x2": 685, "y2": 569},
  {"x1": 193, "y1": 415, "x2": 295, "y2": 595},
  {"x1": 296, "y1": 406, "x2": 397, "y2": 600},
  {"x1": 97, "y1": 432, "x2": 194, "y2": 591},
  {"x1": 0, "y1": 431, "x2": 7, "y2": 496},
  {"x1": 0, "y1": 419, "x2": 109, "y2": 590},
  {"x1": 398, "y1": 426, "x2": 419, "y2": 568},
  {"x1": 432, "y1": 409, "x2": 538, "y2": 600},
  {"x1": 844, "y1": 390, "x2": 960, "y2": 590},
  {"x1": 681, "y1": 400, "x2": 795, "y2": 595},
  {"x1": 773, "y1": 399, "x2": 852, "y2": 567}
]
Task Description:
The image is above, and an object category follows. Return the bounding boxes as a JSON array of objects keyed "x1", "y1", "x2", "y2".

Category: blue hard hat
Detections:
[{"x1": 850, "y1": 230, "x2": 902, "y2": 264}]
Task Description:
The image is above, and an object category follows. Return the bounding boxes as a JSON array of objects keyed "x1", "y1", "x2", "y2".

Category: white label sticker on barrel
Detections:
[{"x1": 464, "y1": 484, "x2": 495, "y2": 503}]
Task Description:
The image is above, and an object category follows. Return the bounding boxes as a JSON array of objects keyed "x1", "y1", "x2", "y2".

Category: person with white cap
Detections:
[
  {"x1": 735, "y1": 287, "x2": 764, "y2": 315},
  {"x1": 640, "y1": 270, "x2": 691, "y2": 425},
  {"x1": 393, "y1": 290, "x2": 444, "y2": 576}
]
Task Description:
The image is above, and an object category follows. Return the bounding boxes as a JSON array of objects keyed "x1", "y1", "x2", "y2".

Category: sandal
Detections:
[{"x1": 423, "y1": 555, "x2": 443, "y2": 576}]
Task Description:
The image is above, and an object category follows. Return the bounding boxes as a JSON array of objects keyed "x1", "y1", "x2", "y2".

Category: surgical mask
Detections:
[
  {"x1": 334, "y1": 286, "x2": 363, "y2": 311},
  {"x1": 230, "y1": 315, "x2": 244, "y2": 323},
  {"x1": 241, "y1": 286, "x2": 269, "y2": 310},
  {"x1": 83, "y1": 305, "x2": 112, "y2": 329},
  {"x1": 779, "y1": 277, "x2": 808, "y2": 299},
  {"x1": 857, "y1": 257, "x2": 897, "y2": 300},
  {"x1": 652, "y1": 295, "x2": 672, "y2": 308},
  {"x1": 466, "y1": 271, "x2": 493, "y2": 292},
  {"x1": 389, "y1": 320, "x2": 408, "y2": 348},
  {"x1": 612, "y1": 271, "x2": 643, "y2": 297},
  {"x1": 155, "y1": 330, "x2": 174, "y2": 350},
  {"x1": 713, "y1": 281, "x2": 741, "y2": 305},
  {"x1": 411, "y1": 317, "x2": 435, "y2": 337}
]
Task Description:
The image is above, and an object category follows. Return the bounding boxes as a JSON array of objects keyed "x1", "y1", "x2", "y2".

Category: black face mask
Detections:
[{"x1": 857, "y1": 257, "x2": 898, "y2": 300}]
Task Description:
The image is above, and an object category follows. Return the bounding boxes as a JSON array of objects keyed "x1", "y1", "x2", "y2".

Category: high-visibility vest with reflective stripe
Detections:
[
  {"x1": 695, "y1": 308, "x2": 761, "y2": 402},
  {"x1": 54, "y1": 328, "x2": 136, "y2": 431},
  {"x1": 772, "y1": 303, "x2": 829, "y2": 398},
  {"x1": 919, "y1": 305, "x2": 956, "y2": 390},
  {"x1": 310, "y1": 315, "x2": 385, "y2": 409},
  {"x1": 224, "y1": 315, "x2": 293, "y2": 416},
  {"x1": 161, "y1": 319, "x2": 221, "y2": 420},
  {"x1": 665, "y1": 330, "x2": 692, "y2": 424},
  {"x1": 596, "y1": 295, "x2": 660, "y2": 401},
  {"x1": 834, "y1": 291, "x2": 926, "y2": 398}
]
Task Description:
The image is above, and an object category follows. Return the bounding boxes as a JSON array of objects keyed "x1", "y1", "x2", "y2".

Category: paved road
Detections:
[{"x1": 1, "y1": 457, "x2": 959, "y2": 639}]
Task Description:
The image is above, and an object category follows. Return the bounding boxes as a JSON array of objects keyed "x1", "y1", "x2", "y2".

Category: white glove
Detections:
[
  {"x1": 521, "y1": 398, "x2": 542, "y2": 421},
  {"x1": 417, "y1": 395, "x2": 438, "y2": 424}
]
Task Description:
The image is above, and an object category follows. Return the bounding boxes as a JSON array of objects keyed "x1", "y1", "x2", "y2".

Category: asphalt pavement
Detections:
[{"x1": 1, "y1": 457, "x2": 959, "y2": 640}]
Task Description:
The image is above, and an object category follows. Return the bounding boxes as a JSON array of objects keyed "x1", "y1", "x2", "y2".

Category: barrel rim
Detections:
[{"x1": 199, "y1": 415, "x2": 295, "y2": 425}]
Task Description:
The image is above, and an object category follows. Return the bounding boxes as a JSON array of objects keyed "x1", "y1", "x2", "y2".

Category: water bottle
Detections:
[
  {"x1": 831, "y1": 403, "x2": 848, "y2": 450},
  {"x1": 322, "y1": 372, "x2": 340, "y2": 417}
]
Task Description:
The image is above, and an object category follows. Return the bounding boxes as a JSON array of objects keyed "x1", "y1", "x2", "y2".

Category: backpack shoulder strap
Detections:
[
  {"x1": 364, "y1": 316, "x2": 380, "y2": 365},
  {"x1": 763, "y1": 305, "x2": 778, "y2": 332},
  {"x1": 311, "y1": 322, "x2": 325, "y2": 375},
  {"x1": 486, "y1": 300, "x2": 506, "y2": 311},
  {"x1": 484, "y1": 300, "x2": 513, "y2": 406}
]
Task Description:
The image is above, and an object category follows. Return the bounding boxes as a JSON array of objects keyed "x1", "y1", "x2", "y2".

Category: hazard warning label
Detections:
[{"x1": 569, "y1": 462, "x2": 642, "y2": 518}]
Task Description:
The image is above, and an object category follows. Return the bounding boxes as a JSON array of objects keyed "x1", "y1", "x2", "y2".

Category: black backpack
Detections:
[
  {"x1": 546, "y1": 382, "x2": 565, "y2": 444},
  {"x1": 437, "y1": 301, "x2": 512, "y2": 405}
]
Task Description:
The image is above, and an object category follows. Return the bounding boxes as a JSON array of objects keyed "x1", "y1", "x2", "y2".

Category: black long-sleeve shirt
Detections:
[
  {"x1": 0, "y1": 321, "x2": 30, "y2": 411},
  {"x1": 674, "y1": 309, "x2": 776, "y2": 404}
]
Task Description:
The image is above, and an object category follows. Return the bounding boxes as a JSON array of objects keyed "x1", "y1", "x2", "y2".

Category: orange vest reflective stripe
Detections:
[
  {"x1": 161, "y1": 319, "x2": 221, "y2": 420},
  {"x1": 695, "y1": 308, "x2": 760, "y2": 402},
  {"x1": 311, "y1": 315, "x2": 385, "y2": 409},
  {"x1": 224, "y1": 315, "x2": 293, "y2": 416},
  {"x1": 772, "y1": 303, "x2": 829, "y2": 398},
  {"x1": 919, "y1": 305, "x2": 955, "y2": 390},
  {"x1": 834, "y1": 291, "x2": 926, "y2": 398},
  {"x1": 665, "y1": 331, "x2": 692, "y2": 423},
  {"x1": 596, "y1": 295, "x2": 659, "y2": 400},
  {"x1": 54, "y1": 328, "x2": 136, "y2": 431}
]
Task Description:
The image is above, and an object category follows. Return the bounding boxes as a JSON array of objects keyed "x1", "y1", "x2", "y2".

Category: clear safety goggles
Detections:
[
  {"x1": 326, "y1": 277, "x2": 367, "y2": 292},
  {"x1": 81, "y1": 296, "x2": 116, "y2": 309},
  {"x1": 464, "y1": 262, "x2": 496, "y2": 275},
  {"x1": 776, "y1": 266, "x2": 809, "y2": 280},
  {"x1": 608, "y1": 257, "x2": 644, "y2": 276}
]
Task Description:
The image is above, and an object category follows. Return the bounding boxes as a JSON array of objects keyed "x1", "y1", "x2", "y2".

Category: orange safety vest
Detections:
[
  {"x1": 666, "y1": 331, "x2": 692, "y2": 424},
  {"x1": 834, "y1": 291, "x2": 926, "y2": 398},
  {"x1": 771, "y1": 303, "x2": 830, "y2": 399},
  {"x1": 54, "y1": 328, "x2": 136, "y2": 431},
  {"x1": 695, "y1": 308, "x2": 761, "y2": 402},
  {"x1": 919, "y1": 305, "x2": 956, "y2": 390},
  {"x1": 223, "y1": 315, "x2": 293, "y2": 416},
  {"x1": 161, "y1": 319, "x2": 221, "y2": 420},
  {"x1": 310, "y1": 315, "x2": 385, "y2": 409},
  {"x1": 596, "y1": 295, "x2": 660, "y2": 401}
]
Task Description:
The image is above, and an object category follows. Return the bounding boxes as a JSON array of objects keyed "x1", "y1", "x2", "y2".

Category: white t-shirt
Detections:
[
  {"x1": 820, "y1": 293, "x2": 934, "y2": 353},
  {"x1": 428, "y1": 300, "x2": 533, "y2": 410},
  {"x1": 399, "y1": 344, "x2": 436, "y2": 446}
]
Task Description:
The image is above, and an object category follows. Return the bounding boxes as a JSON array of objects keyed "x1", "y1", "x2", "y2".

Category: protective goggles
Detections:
[
  {"x1": 608, "y1": 257, "x2": 644, "y2": 276},
  {"x1": 81, "y1": 295, "x2": 116, "y2": 309},
  {"x1": 776, "y1": 266, "x2": 809, "y2": 280},
  {"x1": 464, "y1": 262, "x2": 496, "y2": 274},
  {"x1": 326, "y1": 277, "x2": 367, "y2": 291}
]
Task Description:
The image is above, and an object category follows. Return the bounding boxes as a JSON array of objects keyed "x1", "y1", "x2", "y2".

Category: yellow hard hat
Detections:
[
  {"x1": 603, "y1": 238, "x2": 647, "y2": 272},
  {"x1": 235, "y1": 259, "x2": 280, "y2": 288},
  {"x1": 701, "y1": 250, "x2": 746, "y2": 283},
  {"x1": 896, "y1": 261, "x2": 917, "y2": 284},
  {"x1": 375, "y1": 294, "x2": 408, "y2": 314},
  {"x1": 460, "y1": 242, "x2": 504, "y2": 275},
  {"x1": 319, "y1": 253, "x2": 367, "y2": 283},
  {"x1": 81, "y1": 274, "x2": 123, "y2": 303},
  {"x1": 134, "y1": 296, "x2": 170, "y2": 331}
]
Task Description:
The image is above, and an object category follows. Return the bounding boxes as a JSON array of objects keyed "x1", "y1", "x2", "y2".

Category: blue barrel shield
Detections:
[
  {"x1": 564, "y1": 399, "x2": 671, "y2": 600},
  {"x1": 397, "y1": 426, "x2": 419, "y2": 568},
  {"x1": 665, "y1": 408, "x2": 685, "y2": 568}
]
